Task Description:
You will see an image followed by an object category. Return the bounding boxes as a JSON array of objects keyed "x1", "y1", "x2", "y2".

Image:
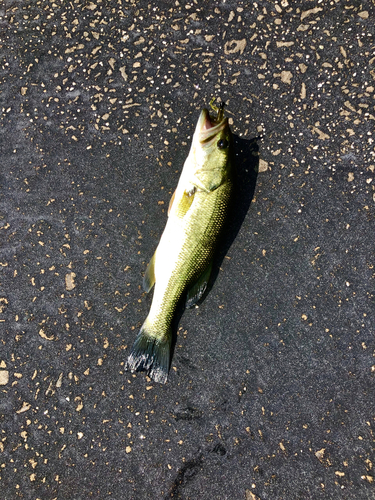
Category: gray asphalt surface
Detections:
[{"x1": 1, "y1": 1, "x2": 375, "y2": 499}]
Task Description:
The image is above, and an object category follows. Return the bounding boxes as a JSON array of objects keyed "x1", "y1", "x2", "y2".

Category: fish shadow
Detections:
[
  {"x1": 194, "y1": 134, "x2": 260, "y2": 302},
  {"x1": 171, "y1": 135, "x2": 260, "y2": 359}
]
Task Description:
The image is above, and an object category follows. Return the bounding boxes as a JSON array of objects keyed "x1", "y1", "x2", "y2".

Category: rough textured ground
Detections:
[{"x1": 1, "y1": 1, "x2": 375, "y2": 499}]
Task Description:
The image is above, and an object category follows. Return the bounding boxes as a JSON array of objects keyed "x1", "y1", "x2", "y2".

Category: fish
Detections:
[{"x1": 126, "y1": 99, "x2": 235, "y2": 383}]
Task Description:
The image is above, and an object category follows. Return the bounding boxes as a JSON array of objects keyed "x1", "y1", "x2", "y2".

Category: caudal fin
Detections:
[{"x1": 125, "y1": 321, "x2": 171, "y2": 384}]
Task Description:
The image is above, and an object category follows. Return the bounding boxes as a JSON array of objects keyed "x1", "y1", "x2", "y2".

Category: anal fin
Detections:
[
  {"x1": 143, "y1": 252, "x2": 156, "y2": 292},
  {"x1": 186, "y1": 261, "x2": 213, "y2": 309}
]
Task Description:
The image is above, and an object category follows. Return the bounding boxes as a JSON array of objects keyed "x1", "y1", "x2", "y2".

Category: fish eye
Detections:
[{"x1": 217, "y1": 138, "x2": 229, "y2": 150}]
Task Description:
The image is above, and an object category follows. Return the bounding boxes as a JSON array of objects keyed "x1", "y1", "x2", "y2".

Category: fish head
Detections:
[{"x1": 191, "y1": 106, "x2": 233, "y2": 177}]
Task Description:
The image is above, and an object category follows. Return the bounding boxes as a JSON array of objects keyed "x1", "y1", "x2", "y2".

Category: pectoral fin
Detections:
[
  {"x1": 143, "y1": 252, "x2": 156, "y2": 293},
  {"x1": 186, "y1": 261, "x2": 213, "y2": 308},
  {"x1": 169, "y1": 188, "x2": 196, "y2": 218}
]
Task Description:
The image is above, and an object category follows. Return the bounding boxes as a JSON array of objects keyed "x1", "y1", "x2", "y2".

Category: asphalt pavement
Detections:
[{"x1": 1, "y1": 1, "x2": 374, "y2": 499}]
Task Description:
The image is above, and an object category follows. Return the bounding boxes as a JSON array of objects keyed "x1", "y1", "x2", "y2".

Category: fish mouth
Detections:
[{"x1": 196, "y1": 108, "x2": 229, "y2": 145}]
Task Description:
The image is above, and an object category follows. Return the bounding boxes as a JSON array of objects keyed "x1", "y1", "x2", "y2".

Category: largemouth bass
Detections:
[{"x1": 126, "y1": 100, "x2": 235, "y2": 383}]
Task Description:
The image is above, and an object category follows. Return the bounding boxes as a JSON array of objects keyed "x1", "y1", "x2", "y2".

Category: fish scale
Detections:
[
  {"x1": 126, "y1": 101, "x2": 235, "y2": 383},
  {"x1": 149, "y1": 182, "x2": 233, "y2": 327}
]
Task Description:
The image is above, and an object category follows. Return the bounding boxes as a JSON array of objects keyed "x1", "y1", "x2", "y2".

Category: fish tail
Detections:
[{"x1": 126, "y1": 319, "x2": 171, "y2": 384}]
